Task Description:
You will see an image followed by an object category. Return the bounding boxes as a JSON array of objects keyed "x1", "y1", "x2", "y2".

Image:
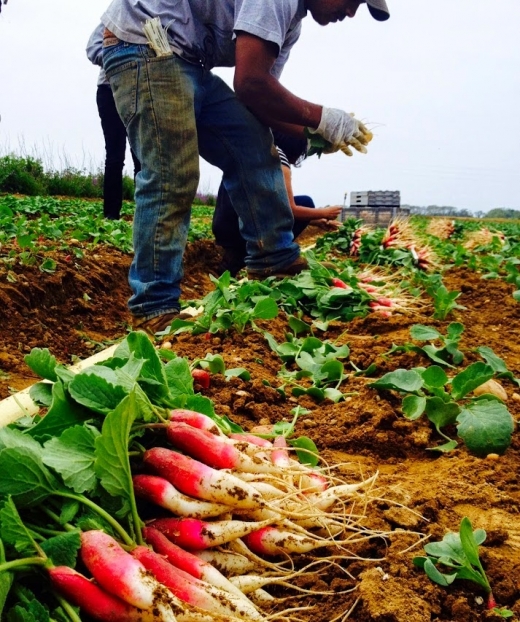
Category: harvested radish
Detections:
[
  {"x1": 79, "y1": 530, "x2": 177, "y2": 621},
  {"x1": 191, "y1": 368, "x2": 211, "y2": 389},
  {"x1": 193, "y1": 550, "x2": 258, "y2": 577},
  {"x1": 169, "y1": 408, "x2": 221, "y2": 434},
  {"x1": 243, "y1": 526, "x2": 333, "y2": 556},
  {"x1": 132, "y1": 546, "x2": 264, "y2": 621},
  {"x1": 133, "y1": 474, "x2": 230, "y2": 518},
  {"x1": 143, "y1": 447, "x2": 264, "y2": 509},
  {"x1": 48, "y1": 566, "x2": 163, "y2": 622},
  {"x1": 166, "y1": 422, "x2": 294, "y2": 475},
  {"x1": 228, "y1": 433, "x2": 273, "y2": 449},
  {"x1": 271, "y1": 435, "x2": 291, "y2": 468},
  {"x1": 330, "y1": 277, "x2": 349, "y2": 289},
  {"x1": 143, "y1": 526, "x2": 250, "y2": 600},
  {"x1": 149, "y1": 517, "x2": 274, "y2": 550}
]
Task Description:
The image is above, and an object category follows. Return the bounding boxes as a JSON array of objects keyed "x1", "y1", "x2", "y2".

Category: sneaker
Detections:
[
  {"x1": 247, "y1": 255, "x2": 309, "y2": 280},
  {"x1": 133, "y1": 311, "x2": 179, "y2": 336}
]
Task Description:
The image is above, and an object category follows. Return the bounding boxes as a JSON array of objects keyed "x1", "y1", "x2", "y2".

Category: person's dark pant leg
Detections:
[
  {"x1": 293, "y1": 195, "x2": 315, "y2": 239},
  {"x1": 96, "y1": 84, "x2": 128, "y2": 219},
  {"x1": 212, "y1": 183, "x2": 247, "y2": 276}
]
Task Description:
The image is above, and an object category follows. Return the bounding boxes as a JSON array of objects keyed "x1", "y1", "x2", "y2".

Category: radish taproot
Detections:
[
  {"x1": 191, "y1": 369, "x2": 211, "y2": 389},
  {"x1": 79, "y1": 530, "x2": 178, "y2": 621},
  {"x1": 143, "y1": 447, "x2": 265, "y2": 509},
  {"x1": 149, "y1": 517, "x2": 275, "y2": 550},
  {"x1": 165, "y1": 422, "x2": 277, "y2": 473},
  {"x1": 132, "y1": 545, "x2": 264, "y2": 621},
  {"x1": 243, "y1": 526, "x2": 336, "y2": 556},
  {"x1": 133, "y1": 474, "x2": 230, "y2": 518},
  {"x1": 48, "y1": 566, "x2": 164, "y2": 622},
  {"x1": 330, "y1": 277, "x2": 349, "y2": 289},
  {"x1": 169, "y1": 408, "x2": 222, "y2": 434},
  {"x1": 143, "y1": 526, "x2": 250, "y2": 600}
]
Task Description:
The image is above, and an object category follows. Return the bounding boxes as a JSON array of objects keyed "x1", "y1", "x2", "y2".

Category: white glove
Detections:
[{"x1": 308, "y1": 107, "x2": 371, "y2": 155}]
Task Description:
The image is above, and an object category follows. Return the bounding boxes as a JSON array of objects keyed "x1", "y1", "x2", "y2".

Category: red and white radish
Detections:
[
  {"x1": 48, "y1": 566, "x2": 163, "y2": 622},
  {"x1": 143, "y1": 447, "x2": 265, "y2": 509},
  {"x1": 149, "y1": 517, "x2": 274, "y2": 551},
  {"x1": 132, "y1": 546, "x2": 264, "y2": 621},
  {"x1": 133, "y1": 474, "x2": 230, "y2": 518}
]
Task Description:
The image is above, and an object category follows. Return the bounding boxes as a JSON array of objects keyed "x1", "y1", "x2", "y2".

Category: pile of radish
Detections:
[{"x1": 0, "y1": 398, "x2": 385, "y2": 622}]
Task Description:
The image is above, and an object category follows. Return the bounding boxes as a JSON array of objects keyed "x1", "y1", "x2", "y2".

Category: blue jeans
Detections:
[
  {"x1": 103, "y1": 41, "x2": 299, "y2": 319},
  {"x1": 213, "y1": 184, "x2": 314, "y2": 273}
]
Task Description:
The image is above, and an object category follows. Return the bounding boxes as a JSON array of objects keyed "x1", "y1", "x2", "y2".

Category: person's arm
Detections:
[
  {"x1": 234, "y1": 31, "x2": 367, "y2": 154},
  {"x1": 281, "y1": 166, "x2": 342, "y2": 225},
  {"x1": 234, "y1": 32, "x2": 322, "y2": 132},
  {"x1": 86, "y1": 23, "x2": 105, "y2": 67}
]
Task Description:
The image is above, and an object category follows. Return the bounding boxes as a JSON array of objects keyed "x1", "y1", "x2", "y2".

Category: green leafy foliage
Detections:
[
  {"x1": 265, "y1": 332, "x2": 350, "y2": 403},
  {"x1": 385, "y1": 323, "x2": 465, "y2": 367},
  {"x1": 368, "y1": 358, "x2": 514, "y2": 455},
  {"x1": 413, "y1": 517, "x2": 512, "y2": 616}
]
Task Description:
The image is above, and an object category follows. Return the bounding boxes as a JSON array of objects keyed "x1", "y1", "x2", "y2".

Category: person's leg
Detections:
[
  {"x1": 196, "y1": 73, "x2": 301, "y2": 275},
  {"x1": 96, "y1": 84, "x2": 127, "y2": 219},
  {"x1": 292, "y1": 195, "x2": 315, "y2": 239},
  {"x1": 212, "y1": 182, "x2": 247, "y2": 276},
  {"x1": 103, "y1": 42, "x2": 200, "y2": 319}
]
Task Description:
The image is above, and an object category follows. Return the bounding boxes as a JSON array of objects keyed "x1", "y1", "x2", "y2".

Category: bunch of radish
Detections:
[
  {"x1": 349, "y1": 226, "x2": 370, "y2": 256},
  {"x1": 463, "y1": 228, "x2": 506, "y2": 250},
  {"x1": 333, "y1": 268, "x2": 425, "y2": 318},
  {"x1": 426, "y1": 218, "x2": 456, "y2": 240},
  {"x1": 47, "y1": 407, "x2": 382, "y2": 621},
  {"x1": 382, "y1": 218, "x2": 439, "y2": 272}
]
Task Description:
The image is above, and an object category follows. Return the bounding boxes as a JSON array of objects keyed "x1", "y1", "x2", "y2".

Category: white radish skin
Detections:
[
  {"x1": 308, "y1": 475, "x2": 378, "y2": 512},
  {"x1": 133, "y1": 474, "x2": 230, "y2": 518},
  {"x1": 133, "y1": 546, "x2": 264, "y2": 622},
  {"x1": 144, "y1": 448, "x2": 265, "y2": 510},
  {"x1": 249, "y1": 589, "x2": 275, "y2": 604},
  {"x1": 232, "y1": 476, "x2": 290, "y2": 500},
  {"x1": 80, "y1": 531, "x2": 178, "y2": 622},
  {"x1": 193, "y1": 550, "x2": 258, "y2": 577}
]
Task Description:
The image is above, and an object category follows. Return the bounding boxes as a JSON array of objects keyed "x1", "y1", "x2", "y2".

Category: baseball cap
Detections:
[{"x1": 366, "y1": 0, "x2": 390, "y2": 21}]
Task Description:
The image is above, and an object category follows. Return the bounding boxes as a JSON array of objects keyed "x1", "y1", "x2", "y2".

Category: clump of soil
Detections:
[{"x1": 1, "y1": 234, "x2": 520, "y2": 621}]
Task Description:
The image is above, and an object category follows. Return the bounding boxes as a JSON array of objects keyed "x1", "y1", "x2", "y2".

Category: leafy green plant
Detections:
[
  {"x1": 413, "y1": 517, "x2": 513, "y2": 617},
  {"x1": 368, "y1": 362, "x2": 515, "y2": 454},
  {"x1": 172, "y1": 272, "x2": 280, "y2": 336},
  {"x1": 192, "y1": 352, "x2": 251, "y2": 382},
  {"x1": 425, "y1": 280, "x2": 465, "y2": 320},
  {"x1": 385, "y1": 323, "x2": 465, "y2": 368},
  {"x1": 265, "y1": 332, "x2": 350, "y2": 403}
]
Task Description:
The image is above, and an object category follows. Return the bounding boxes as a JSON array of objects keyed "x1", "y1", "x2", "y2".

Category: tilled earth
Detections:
[{"x1": 1, "y1": 233, "x2": 519, "y2": 622}]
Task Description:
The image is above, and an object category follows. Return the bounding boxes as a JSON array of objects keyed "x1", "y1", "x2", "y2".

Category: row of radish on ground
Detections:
[
  {"x1": 0, "y1": 330, "x2": 400, "y2": 622},
  {"x1": 314, "y1": 216, "x2": 520, "y2": 290}
]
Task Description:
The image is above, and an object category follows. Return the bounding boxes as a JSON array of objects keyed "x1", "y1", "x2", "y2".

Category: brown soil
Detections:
[{"x1": 1, "y1": 229, "x2": 519, "y2": 621}]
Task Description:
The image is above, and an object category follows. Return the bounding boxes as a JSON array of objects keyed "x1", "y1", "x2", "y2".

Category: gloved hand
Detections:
[{"x1": 307, "y1": 107, "x2": 372, "y2": 155}]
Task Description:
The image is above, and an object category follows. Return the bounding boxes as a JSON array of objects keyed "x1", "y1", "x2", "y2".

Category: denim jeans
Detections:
[
  {"x1": 103, "y1": 41, "x2": 299, "y2": 319},
  {"x1": 213, "y1": 183, "x2": 314, "y2": 272},
  {"x1": 96, "y1": 84, "x2": 141, "y2": 219}
]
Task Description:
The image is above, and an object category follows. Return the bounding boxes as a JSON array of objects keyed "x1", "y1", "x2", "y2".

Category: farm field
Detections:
[{"x1": 0, "y1": 195, "x2": 520, "y2": 622}]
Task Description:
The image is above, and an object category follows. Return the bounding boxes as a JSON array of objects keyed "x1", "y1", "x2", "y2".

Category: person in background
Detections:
[
  {"x1": 213, "y1": 130, "x2": 343, "y2": 277},
  {"x1": 86, "y1": 24, "x2": 141, "y2": 220},
  {"x1": 96, "y1": 0, "x2": 389, "y2": 334}
]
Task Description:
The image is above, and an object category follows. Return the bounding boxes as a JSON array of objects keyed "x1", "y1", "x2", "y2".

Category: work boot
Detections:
[
  {"x1": 217, "y1": 249, "x2": 246, "y2": 278},
  {"x1": 133, "y1": 311, "x2": 179, "y2": 337},
  {"x1": 247, "y1": 256, "x2": 309, "y2": 281}
]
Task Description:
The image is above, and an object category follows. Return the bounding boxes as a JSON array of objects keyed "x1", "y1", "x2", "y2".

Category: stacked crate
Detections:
[{"x1": 340, "y1": 191, "x2": 408, "y2": 226}]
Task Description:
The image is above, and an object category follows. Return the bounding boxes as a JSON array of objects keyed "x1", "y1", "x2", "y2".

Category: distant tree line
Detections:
[{"x1": 403, "y1": 204, "x2": 520, "y2": 220}]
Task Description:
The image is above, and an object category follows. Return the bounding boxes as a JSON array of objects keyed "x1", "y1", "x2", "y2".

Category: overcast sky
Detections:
[{"x1": 1, "y1": 1, "x2": 519, "y2": 212}]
